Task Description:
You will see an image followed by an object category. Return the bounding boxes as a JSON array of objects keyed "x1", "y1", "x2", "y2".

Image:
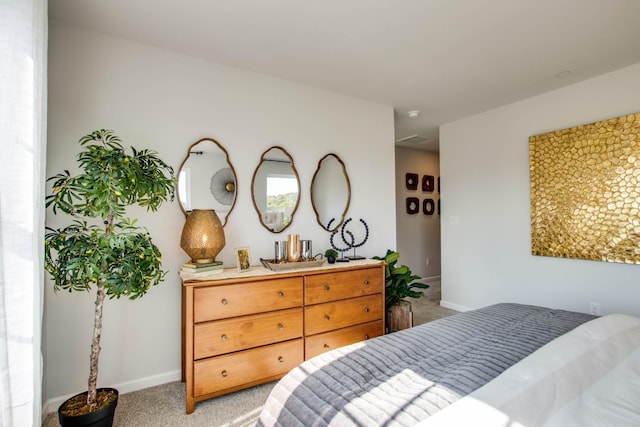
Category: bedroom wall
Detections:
[
  {"x1": 45, "y1": 21, "x2": 396, "y2": 409},
  {"x1": 440, "y1": 62, "x2": 640, "y2": 316},
  {"x1": 395, "y1": 147, "x2": 441, "y2": 280}
]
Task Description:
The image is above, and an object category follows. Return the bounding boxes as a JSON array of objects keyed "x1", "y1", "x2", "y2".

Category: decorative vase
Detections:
[
  {"x1": 180, "y1": 209, "x2": 225, "y2": 263},
  {"x1": 274, "y1": 241, "x2": 287, "y2": 263},
  {"x1": 300, "y1": 240, "x2": 312, "y2": 260},
  {"x1": 58, "y1": 388, "x2": 119, "y2": 427},
  {"x1": 287, "y1": 234, "x2": 300, "y2": 262}
]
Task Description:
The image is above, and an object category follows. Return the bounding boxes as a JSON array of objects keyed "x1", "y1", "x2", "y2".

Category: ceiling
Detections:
[{"x1": 49, "y1": 0, "x2": 640, "y2": 152}]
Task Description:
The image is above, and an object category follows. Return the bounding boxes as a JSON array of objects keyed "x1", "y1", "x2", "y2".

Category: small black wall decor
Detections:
[
  {"x1": 406, "y1": 197, "x2": 419, "y2": 214},
  {"x1": 422, "y1": 199, "x2": 435, "y2": 215},
  {"x1": 405, "y1": 173, "x2": 418, "y2": 190},
  {"x1": 421, "y1": 175, "x2": 434, "y2": 192}
]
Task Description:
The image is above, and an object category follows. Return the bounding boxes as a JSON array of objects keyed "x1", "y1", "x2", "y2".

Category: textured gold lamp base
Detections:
[{"x1": 180, "y1": 209, "x2": 226, "y2": 263}]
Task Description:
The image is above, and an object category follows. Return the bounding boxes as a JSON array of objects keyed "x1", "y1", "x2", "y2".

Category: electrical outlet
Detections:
[{"x1": 589, "y1": 302, "x2": 601, "y2": 316}]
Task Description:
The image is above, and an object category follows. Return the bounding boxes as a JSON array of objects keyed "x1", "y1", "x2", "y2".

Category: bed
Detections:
[{"x1": 256, "y1": 303, "x2": 640, "y2": 426}]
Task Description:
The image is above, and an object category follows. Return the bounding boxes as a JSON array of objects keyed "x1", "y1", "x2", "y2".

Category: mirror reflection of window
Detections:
[
  {"x1": 266, "y1": 176, "x2": 298, "y2": 229},
  {"x1": 252, "y1": 146, "x2": 300, "y2": 233},
  {"x1": 178, "y1": 169, "x2": 192, "y2": 211}
]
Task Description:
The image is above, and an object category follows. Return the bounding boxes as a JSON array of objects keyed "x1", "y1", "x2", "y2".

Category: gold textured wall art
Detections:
[{"x1": 529, "y1": 112, "x2": 640, "y2": 264}]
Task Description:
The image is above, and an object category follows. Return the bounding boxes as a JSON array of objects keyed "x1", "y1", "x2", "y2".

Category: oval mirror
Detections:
[
  {"x1": 177, "y1": 138, "x2": 237, "y2": 226},
  {"x1": 311, "y1": 153, "x2": 351, "y2": 231},
  {"x1": 251, "y1": 146, "x2": 300, "y2": 233}
]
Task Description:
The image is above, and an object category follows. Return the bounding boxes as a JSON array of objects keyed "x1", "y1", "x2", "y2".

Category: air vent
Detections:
[{"x1": 395, "y1": 134, "x2": 432, "y2": 144}]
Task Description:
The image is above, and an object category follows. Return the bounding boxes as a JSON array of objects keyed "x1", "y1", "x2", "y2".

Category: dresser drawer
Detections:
[
  {"x1": 305, "y1": 267, "x2": 383, "y2": 305},
  {"x1": 194, "y1": 277, "x2": 303, "y2": 322},
  {"x1": 305, "y1": 320, "x2": 383, "y2": 359},
  {"x1": 193, "y1": 339, "x2": 303, "y2": 397},
  {"x1": 194, "y1": 308, "x2": 303, "y2": 359},
  {"x1": 305, "y1": 294, "x2": 382, "y2": 335}
]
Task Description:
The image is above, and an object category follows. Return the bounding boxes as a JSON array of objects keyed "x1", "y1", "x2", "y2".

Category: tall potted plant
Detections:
[
  {"x1": 374, "y1": 250, "x2": 429, "y2": 332},
  {"x1": 44, "y1": 130, "x2": 176, "y2": 426}
]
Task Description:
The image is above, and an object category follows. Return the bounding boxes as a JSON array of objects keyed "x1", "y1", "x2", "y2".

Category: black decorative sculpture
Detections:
[
  {"x1": 341, "y1": 218, "x2": 369, "y2": 260},
  {"x1": 328, "y1": 218, "x2": 350, "y2": 262},
  {"x1": 328, "y1": 217, "x2": 369, "y2": 261}
]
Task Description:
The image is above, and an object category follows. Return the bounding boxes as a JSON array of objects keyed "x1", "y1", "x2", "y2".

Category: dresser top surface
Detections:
[{"x1": 181, "y1": 258, "x2": 384, "y2": 287}]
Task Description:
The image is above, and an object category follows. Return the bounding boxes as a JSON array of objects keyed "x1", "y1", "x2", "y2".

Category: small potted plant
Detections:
[
  {"x1": 324, "y1": 248, "x2": 339, "y2": 264},
  {"x1": 374, "y1": 250, "x2": 429, "y2": 332},
  {"x1": 45, "y1": 130, "x2": 176, "y2": 426}
]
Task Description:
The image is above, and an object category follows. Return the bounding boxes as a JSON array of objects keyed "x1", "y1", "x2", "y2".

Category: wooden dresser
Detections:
[{"x1": 182, "y1": 259, "x2": 385, "y2": 413}]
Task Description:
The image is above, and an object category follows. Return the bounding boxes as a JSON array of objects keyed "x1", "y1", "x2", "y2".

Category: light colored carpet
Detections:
[
  {"x1": 412, "y1": 278, "x2": 458, "y2": 325},
  {"x1": 43, "y1": 278, "x2": 456, "y2": 426},
  {"x1": 44, "y1": 381, "x2": 273, "y2": 427}
]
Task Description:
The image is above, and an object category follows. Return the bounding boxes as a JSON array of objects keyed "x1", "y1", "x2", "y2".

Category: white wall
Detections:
[
  {"x1": 45, "y1": 21, "x2": 396, "y2": 409},
  {"x1": 395, "y1": 147, "x2": 441, "y2": 279},
  {"x1": 440, "y1": 62, "x2": 640, "y2": 316}
]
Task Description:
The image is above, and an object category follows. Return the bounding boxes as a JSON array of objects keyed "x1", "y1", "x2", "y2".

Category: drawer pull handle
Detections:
[
  {"x1": 324, "y1": 344, "x2": 330, "y2": 349},
  {"x1": 324, "y1": 314, "x2": 330, "y2": 321},
  {"x1": 364, "y1": 334, "x2": 370, "y2": 340},
  {"x1": 278, "y1": 291, "x2": 284, "y2": 298},
  {"x1": 221, "y1": 334, "x2": 227, "y2": 341},
  {"x1": 364, "y1": 307, "x2": 370, "y2": 313},
  {"x1": 324, "y1": 285, "x2": 330, "y2": 291},
  {"x1": 278, "y1": 356, "x2": 284, "y2": 363},
  {"x1": 364, "y1": 280, "x2": 370, "y2": 285},
  {"x1": 221, "y1": 370, "x2": 228, "y2": 378},
  {"x1": 221, "y1": 298, "x2": 228, "y2": 305},
  {"x1": 278, "y1": 323, "x2": 284, "y2": 330}
]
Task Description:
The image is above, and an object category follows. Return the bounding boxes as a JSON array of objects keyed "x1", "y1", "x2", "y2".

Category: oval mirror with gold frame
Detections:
[
  {"x1": 251, "y1": 146, "x2": 300, "y2": 233},
  {"x1": 311, "y1": 153, "x2": 351, "y2": 231},
  {"x1": 177, "y1": 137, "x2": 237, "y2": 226}
]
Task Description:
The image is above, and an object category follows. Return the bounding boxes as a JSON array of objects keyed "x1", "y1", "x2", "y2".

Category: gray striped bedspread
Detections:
[{"x1": 256, "y1": 303, "x2": 596, "y2": 427}]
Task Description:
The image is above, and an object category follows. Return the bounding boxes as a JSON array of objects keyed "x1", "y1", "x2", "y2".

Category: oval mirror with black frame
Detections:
[
  {"x1": 177, "y1": 137, "x2": 237, "y2": 226},
  {"x1": 311, "y1": 153, "x2": 351, "y2": 231},
  {"x1": 251, "y1": 146, "x2": 300, "y2": 233}
]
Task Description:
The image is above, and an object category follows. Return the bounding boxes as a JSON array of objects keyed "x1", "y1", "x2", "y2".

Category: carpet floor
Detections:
[{"x1": 44, "y1": 279, "x2": 456, "y2": 426}]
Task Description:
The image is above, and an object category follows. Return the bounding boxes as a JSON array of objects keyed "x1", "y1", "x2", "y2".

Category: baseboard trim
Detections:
[
  {"x1": 43, "y1": 369, "x2": 181, "y2": 416},
  {"x1": 440, "y1": 300, "x2": 472, "y2": 312},
  {"x1": 423, "y1": 275, "x2": 441, "y2": 282}
]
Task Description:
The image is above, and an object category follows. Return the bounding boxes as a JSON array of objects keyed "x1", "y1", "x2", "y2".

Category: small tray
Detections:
[{"x1": 260, "y1": 258, "x2": 325, "y2": 271}]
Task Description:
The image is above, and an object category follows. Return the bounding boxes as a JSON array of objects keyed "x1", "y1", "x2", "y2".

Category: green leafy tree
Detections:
[
  {"x1": 267, "y1": 192, "x2": 297, "y2": 211},
  {"x1": 374, "y1": 250, "x2": 429, "y2": 310},
  {"x1": 44, "y1": 130, "x2": 176, "y2": 410}
]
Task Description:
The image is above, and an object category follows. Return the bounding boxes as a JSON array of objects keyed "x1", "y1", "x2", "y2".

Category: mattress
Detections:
[
  {"x1": 421, "y1": 313, "x2": 640, "y2": 427},
  {"x1": 257, "y1": 303, "x2": 596, "y2": 426}
]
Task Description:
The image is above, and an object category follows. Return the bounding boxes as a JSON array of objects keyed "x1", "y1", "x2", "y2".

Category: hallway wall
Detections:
[{"x1": 395, "y1": 147, "x2": 441, "y2": 280}]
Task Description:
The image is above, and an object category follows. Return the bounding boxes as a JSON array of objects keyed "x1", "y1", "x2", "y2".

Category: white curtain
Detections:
[{"x1": 0, "y1": 0, "x2": 47, "y2": 426}]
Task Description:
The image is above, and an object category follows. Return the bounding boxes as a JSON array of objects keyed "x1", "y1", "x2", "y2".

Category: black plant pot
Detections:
[
  {"x1": 327, "y1": 256, "x2": 336, "y2": 264},
  {"x1": 58, "y1": 388, "x2": 119, "y2": 427}
]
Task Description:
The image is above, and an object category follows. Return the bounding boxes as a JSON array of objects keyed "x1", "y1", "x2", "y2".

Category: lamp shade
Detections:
[{"x1": 180, "y1": 209, "x2": 226, "y2": 263}]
